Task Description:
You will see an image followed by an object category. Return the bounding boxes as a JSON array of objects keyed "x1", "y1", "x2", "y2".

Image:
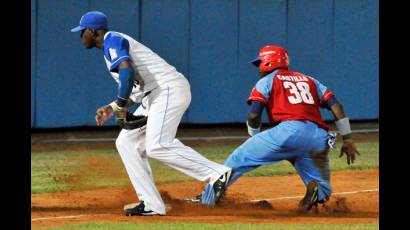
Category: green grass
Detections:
[
  {"x1": 31, "y1": 141, "x2": 378, "y2": 194},
  {"x1": 31, "y1": 150, "x2": 130, "y2": 193},
  {"x1": 38, "y1": 223, "x2": 379, "y2": 230}
]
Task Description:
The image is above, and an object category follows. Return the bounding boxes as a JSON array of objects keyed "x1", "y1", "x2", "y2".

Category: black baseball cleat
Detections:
[
  {"x1": 213, "y1": 170, "x2": 232, "y2": 203},
  {"x1": 124, "y1": 201, "x2": 161, "y2": 216},
  {"x1": 298, "y1": 180, "x2": 319, "y2": 212}
]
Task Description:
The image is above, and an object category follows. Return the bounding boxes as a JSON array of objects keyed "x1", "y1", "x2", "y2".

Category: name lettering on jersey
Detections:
[
  {"x1": 277, "y1": 75, "x2": 308, "y2": 82},
  {"x1": 109, "y1": 48, "x2": 118, "y2": 60}
]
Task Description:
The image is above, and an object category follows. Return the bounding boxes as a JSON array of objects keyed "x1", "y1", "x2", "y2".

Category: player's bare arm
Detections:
[
  {"x1": 246, "y1": 101, "x2": 264, "y2": 136},
  {"x1": 330, "y1": 102, "x2": 360, "y2": 165},
  {"x1": 248, "y1": 111, "x2": 261, "y2": 128}
]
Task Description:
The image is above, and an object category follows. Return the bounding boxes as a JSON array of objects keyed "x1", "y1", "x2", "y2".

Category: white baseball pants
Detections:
[{"x1": 115, "y1": 79, "x2": 231, "y2": 214}]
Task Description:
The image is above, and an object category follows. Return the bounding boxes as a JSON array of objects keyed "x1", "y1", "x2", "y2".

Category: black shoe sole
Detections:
[{"x1": 298, "y1": 180, "x2": 319, "y2": 212}]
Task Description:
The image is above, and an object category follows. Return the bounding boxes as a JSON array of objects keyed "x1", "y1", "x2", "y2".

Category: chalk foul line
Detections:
[
  {"x1": 31, "y1": 213, "x2": 110, "y2": 222},
  {"x1": 250, "y1": 188, "x2": 379, "y2": 202}
]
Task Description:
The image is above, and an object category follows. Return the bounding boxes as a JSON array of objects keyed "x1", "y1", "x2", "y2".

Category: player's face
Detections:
[
  {"x1": 258, "y1": 66, "x2": 268, "y2": 78},
  {"x1": 80, "y1": 29, "x2": 94, "y2": 49},
  {"x1": 259, "y1": 69, "x2": 272, "y2": 78}
]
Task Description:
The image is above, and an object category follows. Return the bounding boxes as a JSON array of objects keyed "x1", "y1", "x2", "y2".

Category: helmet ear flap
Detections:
[{"x1": 259, "y1": 60, "x2": 273, "y2": 72}]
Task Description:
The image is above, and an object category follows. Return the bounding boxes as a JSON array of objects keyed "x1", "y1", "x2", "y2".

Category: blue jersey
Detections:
[{"x1": 103, "y1": 32, "x2": 131, "y2": 72}]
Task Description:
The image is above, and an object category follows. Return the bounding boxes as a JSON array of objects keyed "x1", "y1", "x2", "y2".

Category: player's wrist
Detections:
[
  {"x1": 342, "y1": 134, "x2": 353, "y2": 142},
  {"x1": 247, "y1": 120, "x2": 261, "y2": 136},
  {"x1": 109, "y1": 101, "x2": 127, "y2": 112},
  {"x1": 116, "y1": 97, "x2": 128, "y2": 108},
  {"x1": 335, "y1": 117, "x2": 352, "y2": 136},
  {"x1": 103, "y1": 104, "x2": 113, "y2": 112}
]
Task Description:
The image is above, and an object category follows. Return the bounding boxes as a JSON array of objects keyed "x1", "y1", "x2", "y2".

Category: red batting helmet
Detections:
[{"x1": 250, "y1": 45, "x2": 289, "y2": 72}]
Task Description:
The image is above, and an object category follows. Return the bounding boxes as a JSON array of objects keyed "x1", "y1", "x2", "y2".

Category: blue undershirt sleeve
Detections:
[{"x1": 116, "y1": 67, "x2": 135, "y2": 107}]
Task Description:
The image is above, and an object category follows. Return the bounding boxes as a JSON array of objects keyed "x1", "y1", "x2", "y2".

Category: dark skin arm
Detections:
[
  {"x1": 118, "y1": 61, "x2": 131, "y2": 71},
  {"x1": 247, "y1": 70, "x2": 273, "y2": 128},
  {"x1": 247, "y1": 112, "x2": 262, "y2": 128},
  {"x1": 329, "y1": 102, "x2": 360, "y2": 165}
]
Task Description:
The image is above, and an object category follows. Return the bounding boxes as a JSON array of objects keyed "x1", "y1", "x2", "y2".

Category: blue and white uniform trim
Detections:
[{"x1": 103, "y1": 32, "x2": 131, "y2": 71}]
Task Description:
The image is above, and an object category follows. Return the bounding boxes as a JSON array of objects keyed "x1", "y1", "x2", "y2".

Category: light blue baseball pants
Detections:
[{"x1": 224, "y1": 120, "x2": 332, "y2": 202}]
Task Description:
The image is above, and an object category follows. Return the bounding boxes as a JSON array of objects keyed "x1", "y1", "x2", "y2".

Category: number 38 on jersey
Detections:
[{"x1": 283, "y1": 81, "x2": 315, "y2": 105}]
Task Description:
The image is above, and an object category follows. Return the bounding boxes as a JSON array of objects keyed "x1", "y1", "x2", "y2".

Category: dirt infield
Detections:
[
  {"x1": 31, "y1": 127, "x2": 378, "y2": 228},
  {"x1": 31, "y1": 169, "x2": 379, "y2": 228}
]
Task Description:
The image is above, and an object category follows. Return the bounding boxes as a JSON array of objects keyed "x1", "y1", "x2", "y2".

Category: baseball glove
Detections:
[{"x1": 116, "y1": 113, "x2": 148, "y2": 130}]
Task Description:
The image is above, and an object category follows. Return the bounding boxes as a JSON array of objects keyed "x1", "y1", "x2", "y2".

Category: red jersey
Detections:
[{"x1": 247, "y1": 69, "x2": 334, "y2": 131}]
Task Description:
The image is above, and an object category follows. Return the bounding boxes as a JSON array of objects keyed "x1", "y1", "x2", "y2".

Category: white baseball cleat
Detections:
[{"x1": 201, "y1": 169, "x2": 232, "y2": 206}]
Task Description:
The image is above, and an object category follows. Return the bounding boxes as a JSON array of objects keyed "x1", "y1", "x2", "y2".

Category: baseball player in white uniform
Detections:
[{"x1": 71, "y1": 11, "x2": 232, "y2": 216}]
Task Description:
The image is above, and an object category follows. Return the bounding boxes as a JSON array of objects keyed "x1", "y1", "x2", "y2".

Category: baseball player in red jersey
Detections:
[{"x1": 198, "y1": 45, "x2": 360, "y2": 211}]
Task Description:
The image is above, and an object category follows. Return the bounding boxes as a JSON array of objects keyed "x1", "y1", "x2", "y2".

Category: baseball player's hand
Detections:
[
  {"x1": 339, "y1": 139, "x2": 360, "y2": 165},
  {"x1": 95, "y1": 105, "x2": 113, "y2": 126}
]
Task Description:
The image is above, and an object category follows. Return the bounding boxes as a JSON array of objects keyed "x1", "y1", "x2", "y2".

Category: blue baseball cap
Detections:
[{"x1": 71, "y1": 11, "x2": 108, "y2": 32}]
